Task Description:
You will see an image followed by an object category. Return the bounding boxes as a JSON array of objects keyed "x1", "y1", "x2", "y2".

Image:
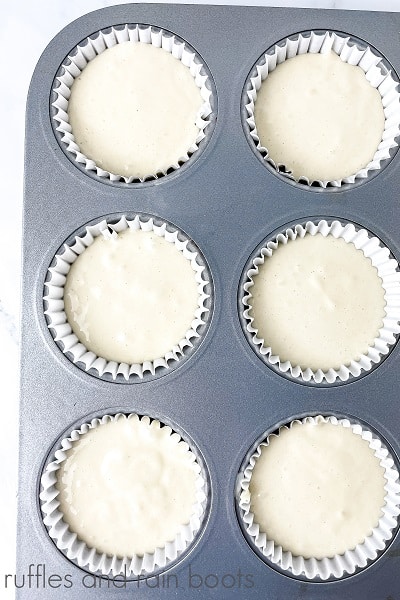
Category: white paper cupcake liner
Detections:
[
  {"x1": 238, "y1": 415, "x2": 400, "y2": 580},
  {"x1": 245, "y1": 30, "x2": 400, "y2": 188},
  {"x1": 52, "y1": 24, "x2": 214, "y2": 183},
  {"x1": 242, "y1": 219, "x2": 400, "y2": 384},
  {"x1": 44, "y1": 214, "x2": 211, "y2": 380},
  {"x1": 40, "y1": 413, "x2": 208, "y2": 577}
]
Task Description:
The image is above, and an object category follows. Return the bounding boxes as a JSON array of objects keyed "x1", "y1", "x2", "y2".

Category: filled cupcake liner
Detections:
[
  {"x1": 40, "y1": 413, "x2": 208, "y2": 577},
  {"x1": 242, "y1": 219, "x2": 400, "y2": 384},
  {"x1": 44, "y1": 214, "x2": 211, "y2": 380},
  {"x1": 238, "y1": 414, "x2": 400, "y2": 581},
  {"x1": 244, "y1": 30, "x2": 400, "y2": 188},
  {"x1": 52, "y1": 24, "x2": 214, "y2": 183}
]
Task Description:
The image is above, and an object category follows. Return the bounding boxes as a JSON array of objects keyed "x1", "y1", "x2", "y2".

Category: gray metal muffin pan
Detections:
[{"x1": 19, "y1": 3, "x2": 400, "y2": 598}]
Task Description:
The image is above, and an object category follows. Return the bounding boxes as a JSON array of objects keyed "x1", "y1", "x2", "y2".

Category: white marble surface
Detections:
[{"x1": 1, "y1": 0, "x2": 399, "y2": 597}]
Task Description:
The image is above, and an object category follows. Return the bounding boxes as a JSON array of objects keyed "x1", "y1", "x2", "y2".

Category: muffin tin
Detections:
[{"x1": 19, "y1": 3, "x2": 400, "y2": 599}]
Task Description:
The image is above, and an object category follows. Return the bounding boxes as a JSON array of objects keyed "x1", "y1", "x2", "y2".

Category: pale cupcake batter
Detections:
[
  {"x1": 64, "y1": 228, "x2": 199, "y2": 364},
  {"x1": 254, "y1": 51, "x2": 385, "y2": 182},
  {"x1": 248, "y1": 420, "x2": 386, "y2": 559},
  {"x1": 249, "y1": 233, "x2": 386, "y2": 372},
  {"x1": 56, "y1": 415, "x2": 199, "y2": 557},
  {"x1": 68, "y1": 41, "x2": 204, "y2": 178}
]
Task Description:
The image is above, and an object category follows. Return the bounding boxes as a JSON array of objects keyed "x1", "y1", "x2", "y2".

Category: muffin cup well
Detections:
[
  {"x1": 242, "y1": 219, "x2": 400, "y2": 384},
  {"x1": 238, "y1": 414, "x2": 400, "y2": 581},
  {"x1": 44, "y1": 214, "x2": 212, "y2": 381},
  {"x1": 244, "y1": 30, "x2": 400, "y2": 188},
  {"x1": 52, "y1": 24, "x2": 214, "y2": 183},
  {"x1": 40, "y1": 413, "x2": 208, "y2": 577}
]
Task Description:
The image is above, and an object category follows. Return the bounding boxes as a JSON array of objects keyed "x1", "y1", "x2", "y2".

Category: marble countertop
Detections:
[{"x1": 2, "y1": 0, "x2": 399, "y2": 597}]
